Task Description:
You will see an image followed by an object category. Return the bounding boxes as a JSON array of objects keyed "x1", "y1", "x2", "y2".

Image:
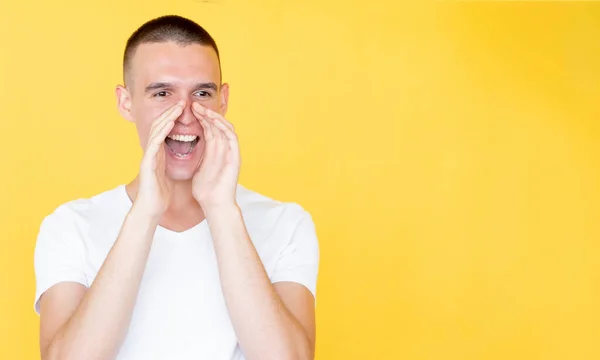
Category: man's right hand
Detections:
[
  {"x1": 38, "y1": 101, "x2": 186, "y2": 360},
  {"x1": 38, "y1": 99, "x2": 185, "y2": 359},
  {"x1": 133, "y1": 100, "x2": 185, "y2": 219}
]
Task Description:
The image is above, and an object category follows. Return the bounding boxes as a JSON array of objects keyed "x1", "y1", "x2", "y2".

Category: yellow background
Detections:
[{"x1": 1, "y1": 1, "x2": 599, "y2": 359}]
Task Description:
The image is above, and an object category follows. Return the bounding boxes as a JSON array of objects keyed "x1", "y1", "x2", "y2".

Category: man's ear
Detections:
[
  {"x1": 219, "y1": 83, "x2": 230, "y2": 116},
  {"x1": 116, "y1": 85, "x2": 134, "y2": 123}
]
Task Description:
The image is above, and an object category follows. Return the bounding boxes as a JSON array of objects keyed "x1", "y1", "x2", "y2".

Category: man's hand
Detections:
[
  {"x1": 188, "y1": 102, "x2": 315, "y2": 360},
  {"x1": 37, "y1": 101, "x2": 187, "y2": 360},
  {"x1": 191, "y1": 102, "x2": 241, "y2": 212},
  {"x1": 134, "y1": 100, "x2": 185, "y2": 218}
]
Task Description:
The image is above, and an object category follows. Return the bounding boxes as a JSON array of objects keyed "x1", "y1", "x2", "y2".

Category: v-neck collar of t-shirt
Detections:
[{"x1": 117, "y1": 184, "x2": 208, "y2": 238}]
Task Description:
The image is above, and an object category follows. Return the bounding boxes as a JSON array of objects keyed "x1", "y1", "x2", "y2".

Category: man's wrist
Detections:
[
  {"x1": 204, "y1": 202, "x2": 241, "y2": 222},
  {"x1": 128, "y1": 204, "x2": 162, "y2": 229}
]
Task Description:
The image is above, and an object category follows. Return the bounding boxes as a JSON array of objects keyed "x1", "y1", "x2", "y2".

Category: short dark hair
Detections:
[{"x1": 123, "y1": 15, "x2": 221, "y2": 86}]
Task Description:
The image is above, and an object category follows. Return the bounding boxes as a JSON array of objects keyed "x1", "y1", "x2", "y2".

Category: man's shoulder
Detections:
[
  {"x1": 40, "y1": 184, "x2": 129, "y2": 229},
  {"x1": 236, "y1": 184, "x2": 313, "y2": 229}
]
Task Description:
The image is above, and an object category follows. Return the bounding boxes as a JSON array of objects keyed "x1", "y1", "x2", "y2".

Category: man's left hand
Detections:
[{"x1": 191, "y1": 102, "x2": 241, "y2": 213}]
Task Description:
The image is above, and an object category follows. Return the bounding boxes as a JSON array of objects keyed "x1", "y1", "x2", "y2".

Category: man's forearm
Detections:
[
  {"x1": 45, "y1": 207, "x2": 158, "y2": 360},
  {"x1": 206, "y1": 205, "x2": 312, "y2": 360}
]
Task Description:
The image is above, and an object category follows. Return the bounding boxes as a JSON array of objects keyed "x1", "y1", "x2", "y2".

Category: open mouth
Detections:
[{"x1": 165, "y1": 134, "x2": 199, "y2": 158}]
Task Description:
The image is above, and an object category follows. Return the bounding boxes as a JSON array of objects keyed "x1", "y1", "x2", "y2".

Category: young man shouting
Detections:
[{"x1": 33, "y1": 15, "x2": 319, "y2": 360}]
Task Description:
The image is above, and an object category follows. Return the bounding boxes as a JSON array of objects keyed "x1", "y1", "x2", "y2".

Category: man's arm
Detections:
[
  {"x1": 207, "y1": 205, "x2": 316, "y2": 360},
  {"x1": 37, "y1": 101, "x2": 185, "y2": 360},
  {"x1": 190, "y1": 102, "x2": 318, "y2": 360},
  {"x1": 39, "y1": 208, "x2": 159, "y2": 360}
]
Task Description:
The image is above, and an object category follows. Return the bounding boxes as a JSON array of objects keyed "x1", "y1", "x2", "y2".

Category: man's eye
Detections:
[
  {"x1": 195, "y1": 91, "x2": 211, "y2": 98},
  {"x1": 154, "y1": 91, "x2": 169, "y2": 97}
]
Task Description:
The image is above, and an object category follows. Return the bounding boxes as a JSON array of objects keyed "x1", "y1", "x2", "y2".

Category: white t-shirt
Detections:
[{"x1": 33, "y1": 184, "x2": 319, "y2": 360}]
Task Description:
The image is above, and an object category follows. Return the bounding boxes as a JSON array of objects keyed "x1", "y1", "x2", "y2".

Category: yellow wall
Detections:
[{"x1": 1, "y1": 1, "x2": 599, "y2": 359}]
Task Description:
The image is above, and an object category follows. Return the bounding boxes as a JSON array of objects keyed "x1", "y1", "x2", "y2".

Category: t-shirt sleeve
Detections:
[
  {"x1": 270, "y1": 207, "x2": 320, "y2": 300},
  {"x1": 33, "y1": 206, "x2": 88, "y2": 315}
]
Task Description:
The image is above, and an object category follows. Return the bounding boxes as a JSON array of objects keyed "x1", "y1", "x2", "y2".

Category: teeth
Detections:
[{"x1": 168, "y1": 134, "x2": 198, "y2": 142}]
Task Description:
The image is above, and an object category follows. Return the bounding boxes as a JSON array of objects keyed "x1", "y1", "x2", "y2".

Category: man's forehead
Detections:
[{"x1": 129, "y1": 41, "x2": 221, "y2": 85}]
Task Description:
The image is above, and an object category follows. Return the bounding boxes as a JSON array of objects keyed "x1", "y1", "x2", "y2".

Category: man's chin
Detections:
[{"x1": 165, "y1": 168, "x2": 195, "y2": 182}]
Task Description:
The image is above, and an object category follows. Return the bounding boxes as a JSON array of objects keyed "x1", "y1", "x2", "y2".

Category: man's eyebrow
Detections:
[
  {"x1": 193, "y1": 82, "x2": 218, "y2": 91},
  {"x1": 144, "y1": 82, "x2": 219, "y2": 94},
  {"x1": 144, "y1": 82, "x2": 174, "y2": 94}
]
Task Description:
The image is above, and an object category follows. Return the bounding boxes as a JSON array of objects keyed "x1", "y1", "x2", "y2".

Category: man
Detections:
[{"x1": 33, "y1": 15, "x2": 319, "y2": 360}]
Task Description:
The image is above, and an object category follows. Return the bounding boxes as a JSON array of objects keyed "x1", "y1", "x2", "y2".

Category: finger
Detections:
[
  {"x1": 152, "y1": 116, "x2": 178, "y2": 145},
  {"x1": 211, "y1": 117, "x2": 240, "y2": 164},
  {"x1": 150, "y1": 101, "x2": 185, "y2": 138},
  {"x1": 192, "y1": 104, "x2": 227, "y2": 139},
  {"x1": 211, "y1": 117, "x2": 238, "y2": 142},
  {"x1": 208, "y1": 136, "x2": 226, "y2": 172},
  {"x1": 199, "y1": 115, "x2": 214, "y2": 142},
  {"x1": 193, "y1": 102, "x2": 234, "y2": 132},
  {"x1": 148, "y1": 109, "x2": 181, "y2": 149},
  {"x1": 191, "y1": 101, "x2": 207, "y2": 117},
  {"x1": 148, "y1": 103, "x2": 184, "y2": 142},
  {"x1": 191, "y1": 102, "x2": 210, "y2": 128},
  {"x1": 205, "y1": 108, "x2": 235, "y2": 132},
  {"x1": 213, "y1": 118, "x2": 227, "y2": 140},
  {"x1": 211, "y1": 121, "x2": 228, "y2": 165},
  {"x1": 146, "y1": 119, "x2": 176, "y2": 156},
  {"x1": 146, "y1": 105, "x2": 183, "y2": 151},
  {"x1": 206, "y1": 117, "x2": 224, "y2": 152},
  {"x1": 142, "y1": 120, "x2": 175, "y2": 170},
  {"x1": 198, "y1": 118, "x2": 220, "y2": 173}
]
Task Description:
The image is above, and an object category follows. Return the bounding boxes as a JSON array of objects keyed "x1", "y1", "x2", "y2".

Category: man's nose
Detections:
[{"x1": 176, "y1": 101, "x2": 197, "y2": 125}]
